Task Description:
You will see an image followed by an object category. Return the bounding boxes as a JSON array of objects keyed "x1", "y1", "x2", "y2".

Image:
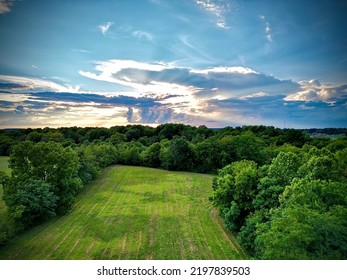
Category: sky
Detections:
[{"x1": 0, "y1": 0, "x2": 346, "y2": 129}]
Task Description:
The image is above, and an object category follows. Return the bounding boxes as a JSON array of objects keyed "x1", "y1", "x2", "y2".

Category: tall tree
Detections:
[
  {"x1": 8, "y1": 141, "x2": 82, "y2": 214},
  {"x1": 163, "y1": 136, "x2": 195, "y2": 171},
  {"x1": 210, "y1": 160, "x2": 258, "y2": 231}
]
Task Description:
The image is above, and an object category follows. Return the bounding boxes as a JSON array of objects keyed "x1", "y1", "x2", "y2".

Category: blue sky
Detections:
[{"x1": 0, "y1": 0, "x2": 346, "y2": 128}]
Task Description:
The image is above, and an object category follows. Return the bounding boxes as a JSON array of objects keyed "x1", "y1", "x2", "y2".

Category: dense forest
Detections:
[{"x1": 0, "y1": 124, "x2": 346, "y2": 259}]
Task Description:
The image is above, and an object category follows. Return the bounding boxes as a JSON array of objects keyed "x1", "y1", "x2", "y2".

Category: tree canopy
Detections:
[{"x1": 0, "y1": 124, "x2": 345, "y2": 257}]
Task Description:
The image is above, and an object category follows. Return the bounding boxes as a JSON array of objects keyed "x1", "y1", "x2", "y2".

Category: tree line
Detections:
[
  {"x1": 0, "y1": 124, "x2": 346, "y2": 258},
  {"x1": 210, "y1": 146, "x2": 347, "y2": 259}
]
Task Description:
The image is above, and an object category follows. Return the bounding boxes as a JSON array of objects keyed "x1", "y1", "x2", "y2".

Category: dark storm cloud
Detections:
[
  {"x1": 0, "y1": 82, "x2": 26, "y2": 90},
  {"x1": 27, "y1": 92, "x2": 158, "y2": 107}
]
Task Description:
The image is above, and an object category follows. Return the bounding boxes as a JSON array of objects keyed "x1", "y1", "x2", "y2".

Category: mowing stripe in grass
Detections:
[{"x1": 0, "y1": 165, "x2": 247, "y2": 260}]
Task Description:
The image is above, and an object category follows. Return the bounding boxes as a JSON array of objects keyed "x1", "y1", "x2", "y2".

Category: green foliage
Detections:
[
  {"x1": 267, "y1": 152, "x2": 301, "y2": 185},
  {"x1": 280, "y1": 129, "x2": 308, "y2": 147},
  {"x1": 280, "y1": 179, "x2": 347, "y2": 212},
  {"x1": 238, "y1": 210, "x2": 267, "y2": 255},
  {"x1": 254, "y1": 178, "x2": 347, "y2": 259},
  {"x1": 8, "y1": 141, "x2": 81, "y2": 215},
  {"x1": 255, "y1": 206, "x2": 317, "y2": 259},
  {"x1": 117, "y1": 142, "x2": 144, "y2": 165},
  {"x1": 194, "y1": 139, "x2": 222, "y2": 173},
  {"x1": 252, "y1": 178, "x2": 284, "y2": 210},
  {"x1": 210, "y1": 160, "x2": 258, "y2": 231},
  {"x1": 162, "y1": 136, "x2": 195, "y2": 171},
  {"x1": 26, "y1": 131, "x2": 42, "y2": 142},
  {"x1": 125, "y1": 128, "x2": 142, "y2": 141},
  {"x1": 43, "y1": 131, "x2": 64, "y2": 142},
  {"x1": 326, "y1": 139, "x2": 347, "y2": 153},
  {"x1": 223, "y1": 201, "x2": 241, "y2": 231},
  {"x1": 0, "y1": 135, "x2": 17, "y2": 156},
  {"x1": 108, "y1": 132, "x2": 126, "y2": 145},
  {"x1": 252, "y1": 152, "x2": 301, "y2": 211},
  {"x1": 141, "y1": 142, "x2": 161, "y2": 167},
  {"x1": 76, "y1": 146, "x2": 100, "y2": 185},
  {"x1": 229, "y1": 133, "x2": 266, "y2": 164},
  {"x1": 211, "y1": 143, "x2": 346, "y2": 259},
  {"x1": 0, "y1": 124, "x2": 345, "y2": 258},
  {"x1": 157, "y1": 123, "x2": 190, "y2": 140},
  {"x1": 298, "y1": 155, "x2": 339, "y2": 181},
  {"x1": 3, "y1": 179, "x2": 57, "y2": 229},
  {"x1": 84, "y1": 143, "x2": 117, "y2": 168},
  {"x1": 335, "y1": 148, "x2": 347, "y2": 178},
  {"x1": 255, "y1": 205, "x2": 347, "y2": 259}
]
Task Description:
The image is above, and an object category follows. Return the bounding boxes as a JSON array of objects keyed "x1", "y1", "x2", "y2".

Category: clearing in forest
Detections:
[{"x1": 0, "y1": 165, "x2": 246, "y2": 260}]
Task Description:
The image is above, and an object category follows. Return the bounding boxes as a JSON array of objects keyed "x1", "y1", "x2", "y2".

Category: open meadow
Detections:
[
  {"x1": 0, "y1": 157, "x2": 10, "y2": 175},
  {"x1": 0, "y1": 156, "x2": 10, "y2": 219},
  {"x1": 0, "y1": 164, "x2": 246, "y2": 260}
]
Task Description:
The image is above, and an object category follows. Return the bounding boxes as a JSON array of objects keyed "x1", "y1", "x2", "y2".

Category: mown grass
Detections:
[
  {"x1": 0, "y1": 156, "x2": 10, "y2": 174},
  {"x1": 0, "y1": 165, "x2": 246, "y2": 260},
  {"x1": 0, "y1": 156, "x2": 10, "y2": 220}
]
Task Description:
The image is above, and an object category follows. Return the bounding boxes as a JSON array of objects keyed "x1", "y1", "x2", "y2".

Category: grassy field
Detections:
[
  {"x1": 0, "y1": 156, "x2": 10, "y2": 219},
  {"x1": 0, "y1": 156, "x2": 10, "y2": 175},
  {"x1": 0, "y1": 165, "x2": 246, "y2": 260}
]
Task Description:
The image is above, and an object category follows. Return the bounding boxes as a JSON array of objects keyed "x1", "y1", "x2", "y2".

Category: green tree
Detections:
[
  {"x1": 238, "y1": 210, "x2": 267, "y2": 255},
  {"x1": 256, "y1": 179, "x2": 347, "y2": 259},
  {"x1": 26, "y1": 131, "x2": 42, "y2": 143},
  {"x1": 210, "y1": 160, "x2": 258, "y2": 231},
  {"x1": 253, "y1": 152, "x2": 302, "y2": 211},
  {"x1": 194, "y1": 140, "x2": 222, "y2": 173},
  {"x1": 44, "y1": 131, "x2": 64, "y2": 142},
  {"x1": 142, "y1": 142, "x2": 161, "y2": 167},
  {"x1": 3, "y1": 179, "x2": 57, "y2": 229},
  {"x1": 157, "y1": 123, "x2": 188, "y2": 140},
  {"x1": 125, "y1": 128, "x2": 142, "y2": 141},
  {"x1": 0, "y1": 134, "x2": 17, "y2": 156},
  {"x1": 9, "y1": 141, "x2": 82, "y2": 214},
  {"x1": 335, "y1": 148, "x2": 347, "y2": 178},
  {"x1": 255, "y1": 206, "x2": 316, "y2": 259},
  {"x1": 230, "y1": 132, "x2": 266, "y2": 164},
  {"x1": 118, "y1": 142, "x2": 143, "y2": 165},
  {"x1": 163, "y1": 136, "x2": 195, "y2": 171},
  {"x1": 267, "y1": 152, "x2": 301, "y2": 185},
  {"x1": 298, "y1": 154, "x2": 339, "y2": 181}
]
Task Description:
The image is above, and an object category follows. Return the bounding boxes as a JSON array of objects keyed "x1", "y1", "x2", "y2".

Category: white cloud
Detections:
[
  {"x1": 79, "y1": 69, "x2": 197, "y2": 99},
  {"x1": 216, "y1": 21, "x2": 228, "y2": 29},
  {"x1": 195, "y1": 0, "x2": 230, "y2": 29},
  {"x1": 132, "y1": 30, "x2": 154, "y2": 41},
  {"x1": 79, "y1": 59, "x2": 299, "y2": 102},
  {"x1": 284, "y1": 80, "x2": 347, "y2": 102},
  {"x1": 298, "y1": 104, "x2": 315, "y2": 110},
  {"x1": 0, "y1": 101, "x2": 129, "y2": 128},
  {"x1": 79, "y1": 60, "x2": 197, "y2": 101},
  {"x1": 265, "y1": 23, "x2": 271, "y2": 33},
  {"x1": 98, "y1": 22, "x2": 113, "y2": 35},
  {"x1": 94, "y1": 59, "x2": 169, "y2": 73},
  {"x1": 78, "y1": 59, "x2": 302, "y2": 124},
  {"x1": 190, "y1": 66, "x2": 258, "y2": 75},
  {"x1": 71, "y1": 48, "x2": 90, "y2": 53},
  {"x1": 260, "y1": 15, "x2": 272, "y2": 42},
  {"x1": 0, "y1": 0, "x2": 15, "y2": 14},
  {"x1": 239, "y1": 92, "x2": 269, "y2": 100}
]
